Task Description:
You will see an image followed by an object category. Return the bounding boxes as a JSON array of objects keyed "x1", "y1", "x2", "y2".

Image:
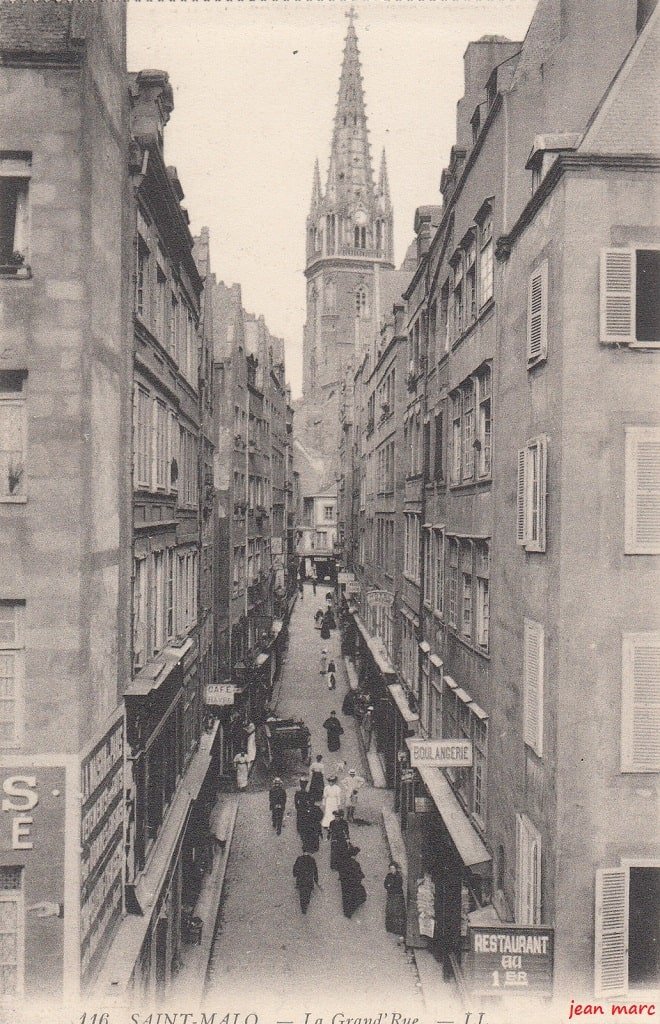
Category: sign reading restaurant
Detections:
[
  {"x1": 465, "y1": 926, "x2": 554, "y2": 997},
  {"x1": 406, "y1": 737, "x2": 473, "y2": 768}
]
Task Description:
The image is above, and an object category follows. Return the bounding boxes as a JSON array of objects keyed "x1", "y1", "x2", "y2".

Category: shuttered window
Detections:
[
  {"x1": 527, "y1": 260, "x2": 548, "y2": 365},
  {"x1": 0, "y1": 602, "x2": 24, "y2": 748},
  {"x1": 516, "y1": 438, "x2": 548, "y2": 551},
  {"x1": 515, "y1": 813, "x2": 541, "y2": 925},
  {"x1": 624, "y1": 427, "x2": 660, "y2": 554},
  {"x1": 594, "y1": 868, "x2": 628, "y2": 997},
  {"x1": 523, "y1": 618, "x2": 544, "y2": 756},
  {"x1": 621, "y1": 633, "x2": 660, "y2": 772},
  {"x1": 600, "y1": 248, "x2": 660, "y2": 346}
]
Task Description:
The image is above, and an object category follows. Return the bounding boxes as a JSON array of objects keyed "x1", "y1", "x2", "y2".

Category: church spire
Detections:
[
  {"x1": 378, "y1": 148, "x2": 391, "y2": 206},
  {"x1": 309, "y1": 157, "x2": 322, "y2": 213},
  {"x1": 328, "y1": 8, "x2": 374, "y2": 199}
]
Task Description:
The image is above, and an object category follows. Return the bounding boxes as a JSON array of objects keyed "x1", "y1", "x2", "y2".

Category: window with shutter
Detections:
[
  {"x1": 527, "y1": 260, "x2": 548, "y2": 365},
  {"x1": 523, "y1": 618, "x2": 544, "y2": 756},
  {"x1": 600, "y1": 248, "x2": 660, "y2": 346},
  {"x1": 594, "y1": 868, "x2": 628, "y2": 997},
  {"x1": 621, "y1": 633, "x2": 660, "y2": 772},
  {"x1": 517, "y1": 438, "x2": 548, "y2": 551},
  {"x1": 624, "y1": 426, "x2": 660, "y2": 554}
]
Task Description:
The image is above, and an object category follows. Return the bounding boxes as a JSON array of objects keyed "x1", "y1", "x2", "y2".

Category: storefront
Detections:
[{"x1": 402, "y1": 757, "x2": 492, "y2": 981}]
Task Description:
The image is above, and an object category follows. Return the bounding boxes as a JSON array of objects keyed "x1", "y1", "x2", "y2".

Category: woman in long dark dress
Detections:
[
  {"x1": 337, "y1": 844, "x2": 367, "y2": 918},
  {"x1": 328, "y1": 810, "x2": 350, "y2": 871},
  {"x1": 308, "y1": 754, "x2": 325, "y2": 802},
  {"x1": 384, "y1": 862, "x2": 406, "y2": 940},
  {"x1": 322, "y1": 711, "x2": 344, "y2": 752},
  {"x1": 301, "y1": 801, "x2": 323, "y2": 853}
]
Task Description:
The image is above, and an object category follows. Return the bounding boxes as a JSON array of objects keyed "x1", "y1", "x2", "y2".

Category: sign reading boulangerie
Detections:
[
  {"x1": 465, "y1": 925, "x2": 554, "y2": 996},
  {"x1": 406, "y1": 736, "x2": 473, "y2": 767}
]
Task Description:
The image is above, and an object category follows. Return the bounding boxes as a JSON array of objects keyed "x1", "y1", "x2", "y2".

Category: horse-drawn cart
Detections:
[{"x1": 259, "y1": 716, "x2": 312, "y2": 767}]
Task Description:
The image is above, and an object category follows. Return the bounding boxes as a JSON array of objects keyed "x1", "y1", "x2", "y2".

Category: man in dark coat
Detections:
[
  {"x1": 269, "y1": 777, "x2": 287, "y2": 835},
  {"x1": 293, "y1": 778, "x2": 310, "y2": 836},
  {"x1": 293, "y1": 852, "x2": 318, "y2": 914},
  {"x1": 322, "y1": 710, "x2": 344, "y2": 752}
]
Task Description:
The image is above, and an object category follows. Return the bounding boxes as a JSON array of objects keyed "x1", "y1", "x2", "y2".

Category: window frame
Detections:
[
  {"x1": 0, "y1": 601, "x2": 25, "y2": 749},
  {"x1": 527, "y1": 260, "x2": 549, "y2": 366},
  {"x1": 0, "y1": 379, "x2": 27, "y2": 503},
  {"x1": 523, "y1": 617, "x2": 544, "y2": 757},
  {"x1": 0, "y1": 866, "x2": 25, "y2": 997},
  {"x1": 600, "y1": 247, "x2": 660, "y2": 349},
  {"x1": 517, "y1": 437, "x2": 548, "y2": 552},
  {"x1": 0, "y1": 154, "x2": 31, "y2": 274},
  {"x1": 621, "y1": 632, "x2": 660, "y2": 773},
  {"x1": 624, "y1": 426, "x2": 660, "y2": 555}
]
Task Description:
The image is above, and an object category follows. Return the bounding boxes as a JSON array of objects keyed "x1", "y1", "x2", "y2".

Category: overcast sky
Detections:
[{"x1": 127, "y1": 0, "x2": 537, "y2": 397}]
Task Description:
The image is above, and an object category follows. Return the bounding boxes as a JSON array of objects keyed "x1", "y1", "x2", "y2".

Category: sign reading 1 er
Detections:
[
  {"x1": 406, "y1": 737, "x2": 473, "y2": 768},
  {"x1": 465, "y1": 926, "x2": 554, "y2": 997}
]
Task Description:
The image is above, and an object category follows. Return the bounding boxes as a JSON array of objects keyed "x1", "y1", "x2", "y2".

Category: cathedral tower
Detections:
[{"x1": 302, "y1": 10, "x2": 394, "y2": 400}]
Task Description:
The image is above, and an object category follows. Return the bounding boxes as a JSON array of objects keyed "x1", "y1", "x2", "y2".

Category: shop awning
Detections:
[
  {"x1": 125, "y1": 638, "x2": 194, "y2": 697},
  {"x1": 416, "y1": 764, "x2": 491, "y2": 870},
  {"x1": 271, "y1": 619, "x2": 284, "y2": 637},
  {"x1": 430, "y1": 654, "x2": 443, "y2": 670},
  {"x1": 388, "y1": 683, "x2": 419, "y2": 724},
  {"x1": 353, "y1": 613, "x2": 396, "y2": 677},
  {"x1": 419, "y1": 640, "x2": 431, "y2": 654},
  {"x1": 254, "y1": 652, "x2": 270, "y2": 668}
]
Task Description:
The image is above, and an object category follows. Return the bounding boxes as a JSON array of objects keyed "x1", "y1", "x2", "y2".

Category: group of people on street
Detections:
[{"x1": 291, "y1": 766, "x2": 368, "y2": 918}]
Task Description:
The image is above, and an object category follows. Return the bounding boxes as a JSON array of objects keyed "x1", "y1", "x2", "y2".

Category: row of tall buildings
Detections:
[
  {"x1": 0, "y1": 3, "x2": 298, "y2": 1003},
  {"x1": 314, "y1": 0, "x2": 659, "y2": 1005}
]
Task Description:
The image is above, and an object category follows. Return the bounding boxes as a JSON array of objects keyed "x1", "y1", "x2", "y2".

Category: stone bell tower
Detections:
[{"x1": 302, "y1": 9, "x2": 395, "y2": 403}]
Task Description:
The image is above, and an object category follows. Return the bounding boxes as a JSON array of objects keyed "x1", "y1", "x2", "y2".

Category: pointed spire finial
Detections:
[
  {"x1": 309, "y1": 157, "x2": 322, "y2": 213},
  {"x1": 346, "y1": 6, "x2": 357, "y2": 24}
]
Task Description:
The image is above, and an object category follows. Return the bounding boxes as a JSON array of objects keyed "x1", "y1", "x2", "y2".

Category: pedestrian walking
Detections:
[
  {"x1": 314, "y1": 609, "x2": 324, "y2": 628},
  {"x1": 384, "y1": 862, "x2": 407, "y2": 942},
  {"x1": 328, "y1": 809, "x2": 350, "y2": 871},
  {"x1": 340, "y1": 768, "x2": 365, "y2": 822},
  {"x1": 321, "y1": 774, "x2": 343, "y2": 836},
  {"x1": 308, "y1": 754, "x2": 325, "y2": 803},
  {"x1": 233, "y1": 751, "x2": 250, "y2": 790},
  {"x1": 269, "y1": 777, "x2": 287, "y2": 835},
  {"x1": 312, "y1": 578, "x2": 317, "y2": 596},
  {"x1": 363, "y1": 705, "x2": 374, "y2": 751},
  {"x1": 322, "y1": 710, "x2": 344, "y2": 752},
  {"x1": 327, "y1": 658, "x2": 336, "y2": 690},
  {"x1": 245, "y1": 722, "x2": 257, "y2": 771},
  {"x1": 320, "y1": 619, "x2": 330, "y2": 640},
  {"x1": 319, "y1": 650, "x2": 328, "y2": 675},
  {"x1": 292, "y1": 852, "x2": 319, "y2": 914},
  {"x1": 300, "y1": 800, "x2": 323, "y2": 853},
  {"x1": 337, "y1": 844, "x2": 367, "y2": 919},
  {"x1": 294, "y1": 778, "x2": 310, "y2": 835}
]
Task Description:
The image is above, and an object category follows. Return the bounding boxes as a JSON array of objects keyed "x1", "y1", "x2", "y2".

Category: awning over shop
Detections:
[
  {"x1": 388, "y1": 683, "x2": 419, "y2": 724},
  {"x1": 254, "y1": 652, "x2": 270, "y2": 668},
  {"x1": 353, "y1": 613, "x2": 397, "y2": 678},
  {"x1": 418, "y1": 640, "x2": 431, "y2": 654},
  {"x1": 125, "y1": 638, "x2": 194, "y2": 697},
  {"x1": 271, "y1": 619, "x2": 284, "y2": 638},
  {"x1": 416, "y1": 763, "x2": 492, "y2": 871},
  {"x1": 430, "y1": 654, "x2": 443, "y2": 670}
]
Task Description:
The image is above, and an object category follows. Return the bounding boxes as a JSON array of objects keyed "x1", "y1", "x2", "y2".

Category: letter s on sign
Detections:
[{"x1": 2, "y1": 776, "x2": 39, "y2": 813}]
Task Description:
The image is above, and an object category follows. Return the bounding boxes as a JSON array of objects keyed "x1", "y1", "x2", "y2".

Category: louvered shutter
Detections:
[
  {"x1": 516, "y1": 449, "x2": 526, "y2": 544},
  {"x1": 600, "y1": 249, "x2": 635, "y2": 344},
  {"x1": 621, "y1": 633, "x2": 660, "y2": 772},
  {"x1": 537, "y1": 438, "x2": 548, "y2": 553},
  {"x1": 523, "y1": 618, "x2": 544, "y2": 755},
  {"x1": 527, "y1": 261, "x2": 548, "y2": 363},
  {"x1": 624, "y1": 427, "x2": 660, "y2": 554},
  {"x1": 595, "y1": 868, "x2": 628, "y2": 997},
  {"x1": 515, "y1": 813, "x2": 524, "y2": 922}
]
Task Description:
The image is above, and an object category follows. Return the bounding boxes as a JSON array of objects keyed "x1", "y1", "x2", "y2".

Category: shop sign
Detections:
[
  {"x1": 80, "y1": 717, "x2": 124, "y2": 986},
  {"x1": 406, "y1": 737, "x2": 473, "y2": 767},
  {"x1": 338, "y1": 571, "x2": 355, "y2": 585},
  {"x1": 367, "y1": 588, "x2": 394, "y2": 610},
  {"x1": 465, "y1": 926, "x2": 554, "y2": 997},
  {"x1": 206, "y1": 682, "x2": 236, "y2": 706},
  {"x1": 346, "y1": 581, "x2": 361, "y2": 596}
]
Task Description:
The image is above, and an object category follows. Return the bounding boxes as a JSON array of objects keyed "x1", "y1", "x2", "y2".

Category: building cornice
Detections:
[
  {"x1": 304, "y1": 255, "x2": 395, "y2": 278},
  {"x1": 496, "y1": 152, "x2": 660, "y2": 261}
]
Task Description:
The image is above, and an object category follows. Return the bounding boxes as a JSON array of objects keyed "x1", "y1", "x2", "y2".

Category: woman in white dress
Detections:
[{"x1": 321, "y1": 775, "x2": 343, "y2": 837}]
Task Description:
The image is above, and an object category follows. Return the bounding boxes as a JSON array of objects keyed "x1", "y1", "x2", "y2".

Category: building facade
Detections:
[
  {"x1": 338, "y1": 0, "x2": 659, "y2": 1003},
  {"x1": 0, "y1": 2, "x2": 133, "y2": 1001}
]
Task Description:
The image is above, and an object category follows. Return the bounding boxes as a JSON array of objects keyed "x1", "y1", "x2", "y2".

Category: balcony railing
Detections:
[{"x1": 340, "y1": 246, "x2": 385, "y2": 260}]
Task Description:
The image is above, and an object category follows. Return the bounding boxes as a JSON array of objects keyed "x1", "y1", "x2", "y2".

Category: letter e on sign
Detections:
[{"x1": 12, "y1": 815, "x2": 33, "y2": 850}]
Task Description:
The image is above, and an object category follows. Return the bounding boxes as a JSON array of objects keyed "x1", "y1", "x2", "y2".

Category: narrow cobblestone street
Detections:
[{"x1": 204, "y1": 585, "x2": 427, "y2": 1014}]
